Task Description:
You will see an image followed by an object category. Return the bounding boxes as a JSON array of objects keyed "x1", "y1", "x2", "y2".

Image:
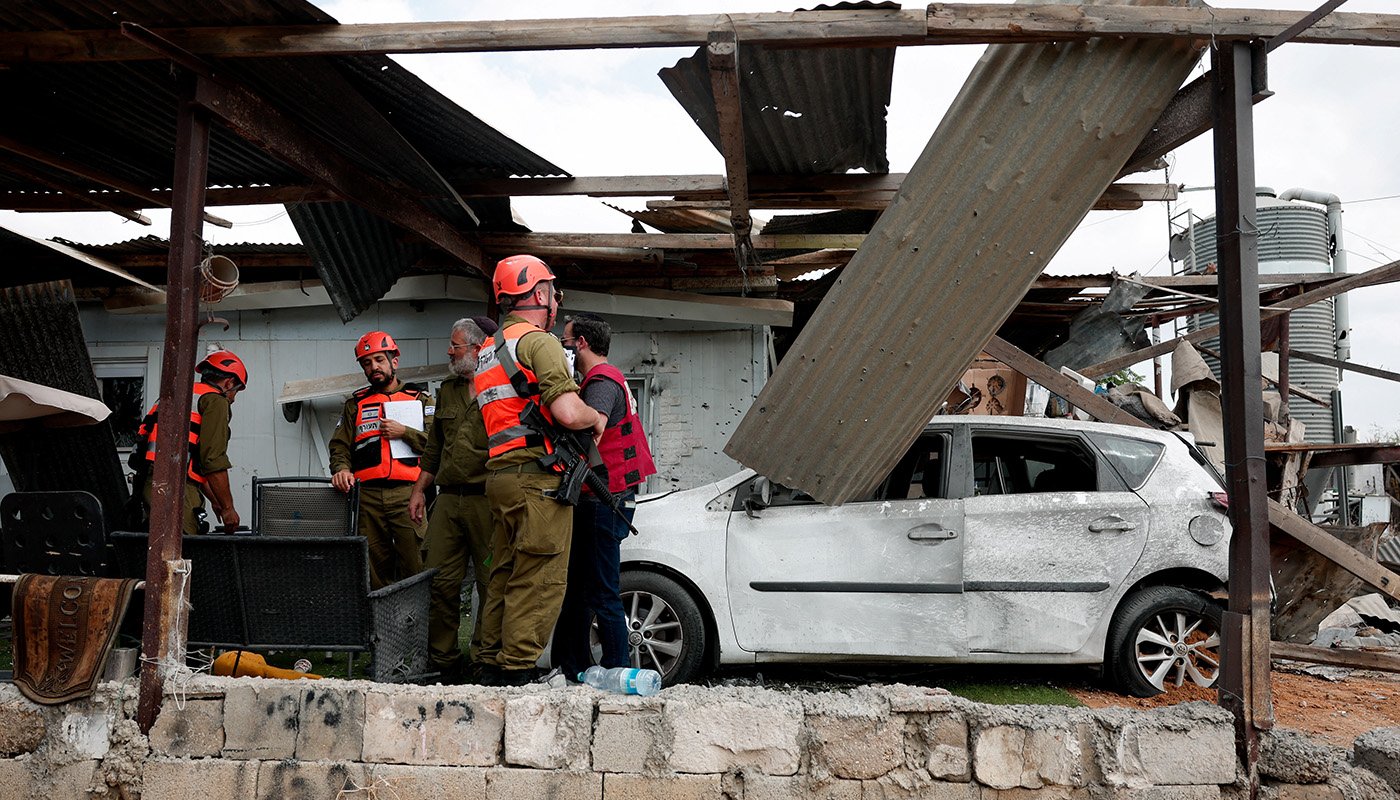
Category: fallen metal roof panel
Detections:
[
  {"x1": 287, "y1": 201, "x2": 431, "y2": 323},
  {"x1": 659, "y1": 9, "x2": 893, "y2": 176},
  {"x1": 0, "y1": 280, "x2": 129, "y2": 530},
  {"x1": 725, "y1": 6, "x2": 1202, "y2": 505}
]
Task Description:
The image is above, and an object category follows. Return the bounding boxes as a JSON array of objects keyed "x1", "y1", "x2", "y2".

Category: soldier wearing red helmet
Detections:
[
  {"x1": 131, "y1": 349, "x2": 248, "y2": 534},
  {"x1": 329, "y1": 330, "x2": 432, "y2": 589},
  {"x1": 473, "y1": 255, "x2": 605, "y2": 685}
]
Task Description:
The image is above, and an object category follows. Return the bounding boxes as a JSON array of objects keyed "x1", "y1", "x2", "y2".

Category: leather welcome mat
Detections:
[{"x1": 12, "y1": 575, "x2": 139, "y2": 705}]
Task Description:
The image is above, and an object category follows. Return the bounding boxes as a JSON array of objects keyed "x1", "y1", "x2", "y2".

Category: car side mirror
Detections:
[{"x1": 744, "y1": 477, "x2": 772, "y2": 518}]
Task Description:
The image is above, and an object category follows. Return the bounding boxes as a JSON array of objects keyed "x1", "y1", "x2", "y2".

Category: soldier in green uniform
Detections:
[
  {"x1": 408, "y1": 316, "x2": 497, "y2": 681},
  {"x1": 475, "y1": 255, "x2": 605, "y2": 685},
  {"x1": 330, "y1": 331, "x2": 431, "y2": 589},
  {"x1": 134, "y1": 350, "x2": 248, "y2": 535}
]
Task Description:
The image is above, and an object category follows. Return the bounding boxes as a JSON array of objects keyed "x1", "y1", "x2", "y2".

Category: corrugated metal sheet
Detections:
[
  {"x1": 658, "y1": 7, "x2": 893, "y2": 176},
  {"x1": 288, "y1": 201, "x2": 429, "y2": 323},
  {"x1": 0, "y1": 281, "x2": 129, "y2": 530},
  {"x1": 0, "y1": 1, "x2": 563, "y2": 314},
  {"x1": 57, "y1": 235, "x2": 303, "y2": 257},
  {"x1": 725, "y1": 4, "x2": 1202, "y2": 505}
]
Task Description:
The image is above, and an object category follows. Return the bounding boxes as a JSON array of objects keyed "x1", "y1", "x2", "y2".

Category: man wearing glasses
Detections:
[
  {"x1": 409, "y1": 316, "x2": 497, "y2": 683},
  {"x1": 474, "y1": 255, "x2": 605, "y2": 686}
]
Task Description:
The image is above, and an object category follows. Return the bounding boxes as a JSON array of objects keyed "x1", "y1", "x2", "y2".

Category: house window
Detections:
[
  {"x1": 93, "y1": 361, "x2": 148, "y2": 452},
  {"x1": 625, "y1": 375, "x2": 655, "y2": 450}
]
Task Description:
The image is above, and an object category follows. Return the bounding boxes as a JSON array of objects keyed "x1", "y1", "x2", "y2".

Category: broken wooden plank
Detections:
[
  {"x1": 706, "y1": 30, "x2": 753, "y2": 244},
  {"x1": 1271, "y1": 641, "x2": 1400, "y2": 674},
  {"x1": 479, "y1": 232, "x2": 864, "y2": 250},
  {"x1": 1268, "y1": 500, "x2": 1400, "y2": 605},
  {"x1": 1082, "y1": 259, "x2": 1400, "y2": 378},
  {"x1": 4, "y1": 6, "x2": 1398, "y2": 62},
  {"x1": 982, "y1": 337, "x2": 1148, "y2": 428},
  {"x1": 1271, "y1": 523, "x2": 1383, "y2": 642}
]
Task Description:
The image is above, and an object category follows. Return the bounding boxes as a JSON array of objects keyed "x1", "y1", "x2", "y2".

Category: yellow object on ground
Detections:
[{"x1": 212, "y1": 650, "x2": 322, "y2": 680}]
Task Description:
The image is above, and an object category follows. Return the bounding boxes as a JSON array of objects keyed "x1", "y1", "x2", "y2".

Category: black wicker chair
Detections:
[
  {"x1": 110, "y1": 531, "x2": 433, "y2": 682},
  {"x1": 252, "y1": 476, "x2": 358, "y2": 536}
]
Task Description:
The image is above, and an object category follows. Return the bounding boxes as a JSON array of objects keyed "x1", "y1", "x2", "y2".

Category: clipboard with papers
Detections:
[{"x1": 382, "y1": 400, "x2": 424, "y2": 459}]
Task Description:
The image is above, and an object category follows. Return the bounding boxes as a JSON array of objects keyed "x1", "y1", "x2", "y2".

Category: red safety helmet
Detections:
[
  {"x1": 355, "y1": 331, "x2": 399, "y2": 360},
  {"x1": 492, "y1": 254, "x2": 555, "y2": 300},
  {"x1": 197, "y1": 350, "x2": 248, "y2": 388}
]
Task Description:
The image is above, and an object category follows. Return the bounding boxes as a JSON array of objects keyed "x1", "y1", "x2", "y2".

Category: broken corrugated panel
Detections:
[
  {"x1": 725, "y1": 6, "x2": 1201, "y2": 505},
  {"x1": 288, "y1": 202, "x2": 429, "y2": 323},
  {"x1": 0, "y1": 281, "x2": 129, "y2": 530},
  {"x1": 659, "y1": 39, "x2": 893, "y2": 175},
  {"x1": 606, "y1": 204, "x2": 734, "y2": 234}
]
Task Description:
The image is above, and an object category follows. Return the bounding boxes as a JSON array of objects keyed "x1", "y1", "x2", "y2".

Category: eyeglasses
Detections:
[
  {"x1": 553, "y1": 288, "x2": 565, "y2": 304},
  {"x1": 560, "y1": 337, "x2": 576, "y2": 346},
  {"x1": 448, "y1": 342, "x2": 470, "y2": 351}
]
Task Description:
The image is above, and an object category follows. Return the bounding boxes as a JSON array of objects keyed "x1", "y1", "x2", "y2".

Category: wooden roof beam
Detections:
[
  {"x1": 706, "y1": 30, "x2": 753, "y2": 250},
  {"x1": 3, "y1": 6, "x2": 1398, "y2": 62},
  {"x1": 481, "y1": 232, "x2": 863, "y2": 250},
  {"x1": 0, "y1": 134, "x2": 232, "y2": 228},
  {"x1": 190, "y1": 76, "x2": 483, "y2": 273},
  {"x1": 0, "y1": 153, "x2": 151, "y2": 225}
]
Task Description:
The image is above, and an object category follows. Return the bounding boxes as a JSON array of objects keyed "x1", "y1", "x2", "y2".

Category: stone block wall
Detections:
[{"x1": 0, "y1": 678, "x2": 1396, "y2": 800}]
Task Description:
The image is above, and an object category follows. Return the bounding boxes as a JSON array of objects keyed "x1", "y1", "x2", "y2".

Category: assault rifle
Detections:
[{"x1": 519, "y1": 401, "x2": 640, "y2": 536}]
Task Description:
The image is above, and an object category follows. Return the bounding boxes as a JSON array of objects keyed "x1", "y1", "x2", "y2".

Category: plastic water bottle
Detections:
[{"x1": 579, "y1": 665, "x2": 662, "y2": 696}]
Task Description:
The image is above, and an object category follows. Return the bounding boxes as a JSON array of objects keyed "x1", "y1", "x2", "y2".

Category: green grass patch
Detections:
[{"x1": 942, "y1": 680, "x2": 1083, "y2": 706}]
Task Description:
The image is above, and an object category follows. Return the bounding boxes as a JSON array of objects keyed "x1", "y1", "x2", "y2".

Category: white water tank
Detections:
[{"x1": 1170, "y1": 189, "x2": 1340, "y2": 442}]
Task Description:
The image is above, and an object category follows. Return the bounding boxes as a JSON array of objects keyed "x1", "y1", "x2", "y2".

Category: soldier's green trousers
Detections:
[
  {"x1": 424, "y1": 490, "x2": 493, "y2": 672},
  {"x1": 478, "y1": 470, "x2": 573, "y2": 671},
  {"x1": 357, "y1": 481, "x2": 425, "y2": 590},
  {"x1": 143, "y1": 480, "x2": 205, "y2": 535}
]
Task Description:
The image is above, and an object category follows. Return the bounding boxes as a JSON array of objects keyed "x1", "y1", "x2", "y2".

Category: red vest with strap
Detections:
[
  {"x1": 582, "y1": 364, "x2": 657, "y2": 493},
  {"x1": 135, "y1": 382, "x2": 220, "y2": 484},
  {"x1": 474, "y1": 321, "x2": 561, "y2": 461},
  {"x1": 349, "y1": 384, "x2": 423, "y2": 483}
]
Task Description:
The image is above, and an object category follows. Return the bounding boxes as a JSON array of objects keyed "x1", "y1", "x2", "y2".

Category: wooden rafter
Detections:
[
  {"x1": 706, "y1": 30, "x2": 752, "y2": 244},
  {"x1": 2, "y1": 6, "x2": 1397, "y2": 63},
  {"x1": 0, "y1": 133, "x2": 232, "y2": 228},
  {"x1": 480, "y1": 232, "x2": 863, "y2": 251},
  {"x1": 0, "y1": 152, "x2": 150, "y2": 225}
]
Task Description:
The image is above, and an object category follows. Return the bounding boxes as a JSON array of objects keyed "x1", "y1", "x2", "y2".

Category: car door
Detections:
[
  {"x1": 724, "y1": 431, "x2": 967, "y2": 657},
  {"x1": 962, "y1": 426, "x2": 1151, "y2": 655}
]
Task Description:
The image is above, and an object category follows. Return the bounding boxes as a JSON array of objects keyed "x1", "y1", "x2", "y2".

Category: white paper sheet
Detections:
[{"x1": 382, "y1": 400, "x2": 424, "y2": 460}]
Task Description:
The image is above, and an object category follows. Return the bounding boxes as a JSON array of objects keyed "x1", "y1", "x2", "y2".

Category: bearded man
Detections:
[{"x1": 408, "y1": 317, "x2": 497, "y2": 681}]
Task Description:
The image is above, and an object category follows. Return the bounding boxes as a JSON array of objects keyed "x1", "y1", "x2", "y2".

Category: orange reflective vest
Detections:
[
  {"x1": 135, "y1": 382, "x2": 220, "y2": 485},
  {"x1": 583, "y1": 364, "x2": 657, "y2": 493},
  {"x1": 349, "y1": 384, "x2": 424, "y2": 483},
  {"x1": 474, "y1": 321, "x2": 559, "y2": 460}
]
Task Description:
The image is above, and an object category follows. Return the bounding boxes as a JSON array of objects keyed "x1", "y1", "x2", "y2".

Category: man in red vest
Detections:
[
  {"x1": 551, "y1": 312, "x2": 657, "y2": 681},
  {"x1": 474, "y1": 255, "x2": 604, "y2": 686},
  {"x1": 134, "y1": 350, "x2": 247, "y2": 534},
  {"x1": 330, "y1": 331, "x2": 431, "y2": 589}
]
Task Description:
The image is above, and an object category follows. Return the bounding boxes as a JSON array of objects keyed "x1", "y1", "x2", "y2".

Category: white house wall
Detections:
[{"x1": 77, "y1": 300, "x2": 767, "y2": 511}]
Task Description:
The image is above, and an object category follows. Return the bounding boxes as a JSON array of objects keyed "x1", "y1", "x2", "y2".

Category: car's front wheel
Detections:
[
  {"x1": 1106, "y1": 585, "x2": 1223, "y2": 697},
  {"x1": 619, "y1": 571, "x2": 707, "y2": 685}
]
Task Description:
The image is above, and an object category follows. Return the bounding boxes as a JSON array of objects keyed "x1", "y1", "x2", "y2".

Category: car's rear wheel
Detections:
[
  {"x1": 617, "y1": 571, "x2": 707, "y2": 685},
  {"x1": 1107, "y1": 585, "x2": 1223, "y2": 697}
]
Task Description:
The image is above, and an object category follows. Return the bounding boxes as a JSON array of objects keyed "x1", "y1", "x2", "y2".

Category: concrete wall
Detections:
[
  {"x1": 9, "y1": 677, "x2": 1387, "y2": 800},
  {"x1": 56, "y1": 299, "x2": 767, "y2": 508}
]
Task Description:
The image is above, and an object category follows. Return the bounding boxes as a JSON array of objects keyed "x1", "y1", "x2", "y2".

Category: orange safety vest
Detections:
[
  {"x1": 474, "y1": 321, "x2": 560, "y2": 460},
  {"x1": 134, "y1": 382, "x2": 220, "y2": 484},
  {"x1": 349, "y1": 384, "x2": 424, "y2": 483}
]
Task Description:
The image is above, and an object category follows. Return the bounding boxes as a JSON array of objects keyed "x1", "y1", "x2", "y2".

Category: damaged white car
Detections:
[{"x1": 619, "y1": 416, "x2": 1231, "y2": 696}]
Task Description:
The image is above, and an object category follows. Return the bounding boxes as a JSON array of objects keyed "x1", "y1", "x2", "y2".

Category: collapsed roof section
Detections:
[{"x1": 724, "y1": 3, "x2": 1204, "y2": 506}]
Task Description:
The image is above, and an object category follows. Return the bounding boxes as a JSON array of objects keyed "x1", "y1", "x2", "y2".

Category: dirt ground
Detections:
[{"x1": 1069, "y1": 667, "x2": 1400, "y2": 747}]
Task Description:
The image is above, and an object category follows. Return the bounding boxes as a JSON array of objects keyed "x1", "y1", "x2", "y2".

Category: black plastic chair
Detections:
[
  {"x1": 1, "y1": 490, "x2": 110, "y2": 577},
  {"x1": 252, "y1": 476, "x2": 359, "y2": 537}
]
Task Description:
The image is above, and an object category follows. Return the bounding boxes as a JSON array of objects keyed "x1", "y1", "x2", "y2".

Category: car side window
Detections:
[
  {"x1": 1089, "y1": 434, "x2": 1165, "y2": 490},
  {"x1": 971, "y1": 434, "x2": 1096, "y2": 495},
  {"x1": 878, "y1": 434, "x2": 948, "y2": 500}
]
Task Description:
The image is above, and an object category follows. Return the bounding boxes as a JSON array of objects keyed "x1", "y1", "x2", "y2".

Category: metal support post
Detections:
[
  {"x1": 1212, "y1": 40, "x2": 1275, "y2": 789},
  {"x1": 137, "y1": 70, "x2": 209, "y2": 734},
  {"x1": 1278, "y1": 311, "x2": 1291, "y2": 421}
]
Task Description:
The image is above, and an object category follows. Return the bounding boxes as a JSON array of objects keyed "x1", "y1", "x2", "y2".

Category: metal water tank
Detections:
[{"x1": 1171, "y1": 189, "x2": 1340, "y2": 442}]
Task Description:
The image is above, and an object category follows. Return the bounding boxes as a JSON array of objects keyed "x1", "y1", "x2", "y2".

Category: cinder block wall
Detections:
[{"x1": 1, "y1": 679, "x2": 1396, "y2": 800}]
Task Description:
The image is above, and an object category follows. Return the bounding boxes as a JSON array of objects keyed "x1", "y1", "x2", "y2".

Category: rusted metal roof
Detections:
[
  {"x1": 0, "y1": 281, "x2": 129, "y2": 530},
  {"x1": 658, "y1": 4, "x2": 894, "y2": 176},
  {"x1": 0, "y1": 1, "x2": 563, "y2": 319},
  {"x1": 725, "y1": 9, "x2": 1202, "y2": 505}
]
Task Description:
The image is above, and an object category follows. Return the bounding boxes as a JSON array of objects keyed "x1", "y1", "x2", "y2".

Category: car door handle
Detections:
[
  {"x1": 1088, "y1": 517, "x2": 1138, "y2": 533},
  {"x1": 908, "y1": 524, "x2": 958, "y2": 541}
]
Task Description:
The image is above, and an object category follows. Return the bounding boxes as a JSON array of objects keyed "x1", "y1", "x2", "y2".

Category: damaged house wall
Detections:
[{"x1": 65, "y1": 298, "x2": 768, "y2": 506}]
